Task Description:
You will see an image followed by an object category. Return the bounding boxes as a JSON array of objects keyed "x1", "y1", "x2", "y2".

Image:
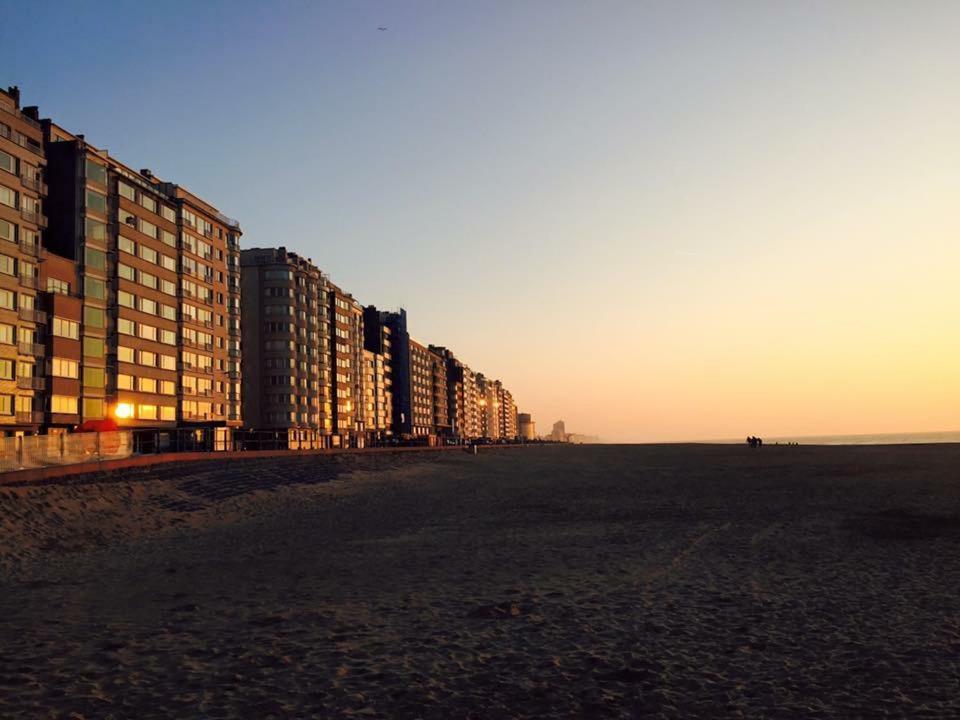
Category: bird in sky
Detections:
[{"x1": 378, "y1": 27, "x2": 387, "y2": 31}]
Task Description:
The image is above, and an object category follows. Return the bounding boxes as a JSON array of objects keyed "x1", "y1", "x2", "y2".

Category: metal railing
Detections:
[
  {"x1": 17, "y1": 341, "x2": 44, "y2": 356},
  {"x1": 16, "y1": 376, "x2": 45, "y2": 390},
  {"x1": 18, "y1": 307, "x2": 46, "y2": 323},
  {"x1": 0, "y1": 431, "x2": 133, "y2": 473}
]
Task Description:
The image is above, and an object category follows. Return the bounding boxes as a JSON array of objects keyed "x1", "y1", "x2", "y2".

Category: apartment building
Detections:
[
  {"x1": 460, "y1": 365, "x2": 482, "y2": 440},
  {"x1": 365, "y1": 307, "x2": 411, "y2": 437},
  {"x1": 498, "y1": 383, "x2": 517, "y2": 440},
  {"x1": 429, "y1": 346, "x2": 465, "y2": 440},
  {"x1": 240, "y1": 247, "x2": 332, "y2": 447},
  {"x1": 0, "y1": 87, "x2": 47, "y2": 435},
  {"x1": 408, "y1": 339, "x2": 435, "y2": 437},
  {"x1": 329, "y1": 283, "x2": 365, "y2": 447},
  {"x1": 40, "y1": 115, "x2": 241, "y2": 430},
  {"x1": 361, "y1": 308, "x2": 393, "y2": 443}
]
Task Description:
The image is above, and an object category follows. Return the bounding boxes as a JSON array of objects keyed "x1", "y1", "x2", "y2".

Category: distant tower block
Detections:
[
  {"x1": 551, "y1": 420, "x2": 566, "y2": 442},
  {"x1": 518, "y1": 413, "x2": 536, "y2": 441}
]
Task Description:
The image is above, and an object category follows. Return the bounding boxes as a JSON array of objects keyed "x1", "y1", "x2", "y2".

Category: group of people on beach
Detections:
[{"x1": 746, "y1": 436, "x2": 763, "y2": 448}]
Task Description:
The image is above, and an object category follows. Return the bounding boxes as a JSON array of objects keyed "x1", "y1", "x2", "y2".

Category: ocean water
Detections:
[{"x1": 719, "y1": 431, "x2": 960, "y2": 446}]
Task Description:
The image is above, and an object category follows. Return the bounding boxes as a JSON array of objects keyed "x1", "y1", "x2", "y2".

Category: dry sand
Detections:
[{"x1": 2, "y1": 443, "x2": 960, "y2": 718}]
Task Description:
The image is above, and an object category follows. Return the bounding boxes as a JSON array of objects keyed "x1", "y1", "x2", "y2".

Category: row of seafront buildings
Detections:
[{"x1": 0, "y1": 86, "x2": 531, "y2": 448}]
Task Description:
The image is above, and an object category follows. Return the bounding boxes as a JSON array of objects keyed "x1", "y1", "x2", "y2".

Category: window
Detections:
[
  {"x1": 138, "y1": 324, "x2": 157, "y2": 341},
  {"x1": 118, "y1": 346, "x2": 135, "y2": 363},
  {"x1": 160, "y1": 229, "x2": 176, "y2": 247},
  {"x1": 161, "y1": 279, "x2": 176, "y2": 296},
  {"x1": 140, "y1": 219, "x2": 157, "y2": 239},
  {"x1": 138, "y1": 245, "x2": 157, "y2": 263},
  {"x1": 84, "y1": 277, "x2": 106, "y2": 300},
  {"x1": 138, "y1": 377, "x2": 157, "y2": 393},
  {"x1": 0, "y1": 395, "x2": 11, "y2": 416},
  {"x1": 118, "y1": 318, "x2": 135, "y2": 335},
  {"x1": 118, "y1": 264, "x2": 135, "y2": 282},
  {"x1": 0, "y1": 219, "x2": 14, "y2": 243},
  {"x1": 140, "y1": 272, "x2": 157, "y2": 290},
  {"x1": 161, "y1": 254, "x2": 176, "y2": 271},
  {"x1": 139, "y1": 297, "x2": 157, "y2": 315},
  {"x1": 83, "y1": 367, "x2": 105, "y2": 388},
  {"x1": 139, "y1": 350, "x2": 156, "y2": 367},
  {"x1": 160, "y1": 303, "x2": 176, "y2": 321},
  {"x1": 160, "y1": 380, "x2": 175, "y2": 395},
  {"x1": 51, "y1": 395, "x2": 79, "y2": 414},
  {"x1": 0, "y1": 254, "x2": 15, "y2": 276},
  {"x1": 119, "y1": 236, "x2": 135, "y2": 255},
  {"x1": 83, "y1": 336, "x2": 104, "y2": 359},
  {"x1": 117, "y1": 374, "x2": 134, "y2": 390},
  {"x1": 17, "y1": 361, "x2": 33, "y2": 380},
  {"x1": 52, "y1": 317, "x2": 80, "y2": 339},
  {"x1": 160, "y1": 405, "x2": 176, "y2": 421},
  {"x1": 85, "y1": 189, "x2": 107, "y2": 215},
  {"x1": 118, "y1": 291, "x2": 135, "y2": 309},
  {"x1": 84, "y1": 247, "x2": 106, "y2": 271},
  {"x1": 161, "y1": 205, "x2": 176, "y2": 223},
  {"x1": 15, "y1": 395, "x2": 32, "y2": 413},
  {"x1": 0, "y1": 149, "x2": 15, "y2": 174},
  {"x1": 0, "y1": 185, "x2": 16, "y2": 208},
  {"x1": 138, "y1": 404, "x2": 157, "y2": 420},
  {"x1": 82, "y1": 398, "x2": 105, "y2": 419},
  {"x1": 52, "y1": 357, "x2": 79, "y2": 378},
  {"x1": 85, "y1": 217, "x2": 107, "y2": 242},
  {"x1": 160, "y1": 329, "x2": 176, "y2": 345},
  {"x1": 85, "y1": 159, "x2": 107, "y2": 186},
  {"x1": 83, "y1": 306, "x2": 105, "y2": 329},
  {"x1": 159, "y1": 354, "x2": 176, "y2": 370},
  {"x1": 0, "y1": 289, "x2": 13, "y2": 310},
  {"x1": 118, "y1": 182, "x2": 135, "y2": 201},
  {"x1": 19, "y1": 261, "x2": 34, "y2": 282},
  {"x1": 140, "y1": 194, "x2": 157, "y2": 214},
  {"x1": 0, "y1": 359, "x2": 12, "y2": 380},
  {"x1": 47, "y1": 277, "x2": 70, "y2": 295}
]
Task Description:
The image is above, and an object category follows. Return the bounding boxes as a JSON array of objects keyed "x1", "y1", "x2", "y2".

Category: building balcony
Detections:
[
  {"x1": 18, "y1": 239, "x2": 41, "y2": 258},
  {"x1": 18, "y1": 274, "x2": 37, "y2": 289},
  {"x1": 19, "y1": 208, "x2": 45, "y2": 227},
  {"x1": 227, "y1": 370, "x2": 240, "y2": 380},
  {"x1": 16, "y1": 376, "x2": 45, "y2": 390},
  {"x1": 18, "y1": 341, "x2": 44, "y2": 356},
  {"x1": 18, "y1": 307, "x2": 46, "y2": 324},
  {"x1": 20, "y1": 174, "x2": 46, "y2": 195},
  {"x1": 15, "y1": 410, "x2": 44, "y2": 424}
]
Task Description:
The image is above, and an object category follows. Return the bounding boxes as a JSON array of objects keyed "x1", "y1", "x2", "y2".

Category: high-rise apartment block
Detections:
[
  {"x1": 240, "y1": 247, "x2": 332, "y2": 447},
  {"x1": 0, "y1": 87, "x2": 46, "y2": 434}
]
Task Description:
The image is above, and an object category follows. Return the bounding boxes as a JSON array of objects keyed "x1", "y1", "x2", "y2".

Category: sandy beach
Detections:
[{"x1": 2, "y1": 443, "x2": 960, "y2": 718}]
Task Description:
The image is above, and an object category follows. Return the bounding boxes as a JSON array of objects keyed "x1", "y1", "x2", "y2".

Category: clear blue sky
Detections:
[{"x1": 3, "y1": 1, "x2": 959, "y2": 441}]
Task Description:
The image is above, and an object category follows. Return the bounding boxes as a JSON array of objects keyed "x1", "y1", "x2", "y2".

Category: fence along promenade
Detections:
[{"x1": 0, "y1": 431, "x2": 134, "y2": 474}]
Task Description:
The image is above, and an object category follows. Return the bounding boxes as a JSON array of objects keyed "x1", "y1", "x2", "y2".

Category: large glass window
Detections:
[
  {"x1": 52, "y1": 357, "x2": 79, "y2": 378},
  {"x1": 0, "y1": 359, "x2": 13, "y2": 380},
  {"x1": 0, "y1": 185, "x2": 16, "y2": 208},
  {"x1": 82, "y1": 398, "x2": 105, "y2": 419},
  {"x1": 140, "y1": 194, "x2": 157, "y2": 214},
  {"x1": 83, "y1": 336, "x2": 104, "y2": 359},
  {"x1": 52, "y1": 317, "x2": 80, "y2": 339},
  {"x1": 85, "y1": 218, "x2": 107, "y2": 242},
  {"x1": 83, "y1": 306, "x2": 105, "y2": 329},
  {"x1": 118, "y1": 182, "x2": 135, "y2": 201},
  {"x1": 85, "y1": 159, "x2": 107, "y2": 186},
  {"x1": 0, "y1": 150, "x2": 15, "y2": 174},
  {"x1": 84, "y1": 277, "x2": 106, "y2": 300},
  {"x1": 85, "y1": 189, "x2": 107, "y2": 215},
  {"x1": 84, "y1": 247, "x2": 106, "y2": 271},
  {"x1": 0, "y1": 219, "x2": 14, "y2": 243},
  {"x1": 118, "y1": 263, "x2": 135, "y2": 282},
  {"x1": 51, "y1": 395, "x2": 79, "y2": 414},
  {"x1": 83, "y1": 367, "x2": 105, "y2": 388},
  {"x1": 0, "y1": 395, "x2": 12, "y2": 416},
  {"x1": 47, "y1": 278, "x2": 70, "y2": 295},
  {"x1": 0, "y1": 289, "x2": 14, "y2": 310},
  {"x1": 0, "y1": 254, "x2": 15, "y2": 276}
]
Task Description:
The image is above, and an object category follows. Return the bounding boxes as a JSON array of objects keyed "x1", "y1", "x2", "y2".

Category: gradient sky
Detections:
[{"x1": 3, "y1": 1, "x2": 958, "y2": 442}]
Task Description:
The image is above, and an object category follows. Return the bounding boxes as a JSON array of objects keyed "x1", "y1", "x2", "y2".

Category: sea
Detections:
[{"x1": 716, "y1": 431, "x2": 960, "y2": 446}]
